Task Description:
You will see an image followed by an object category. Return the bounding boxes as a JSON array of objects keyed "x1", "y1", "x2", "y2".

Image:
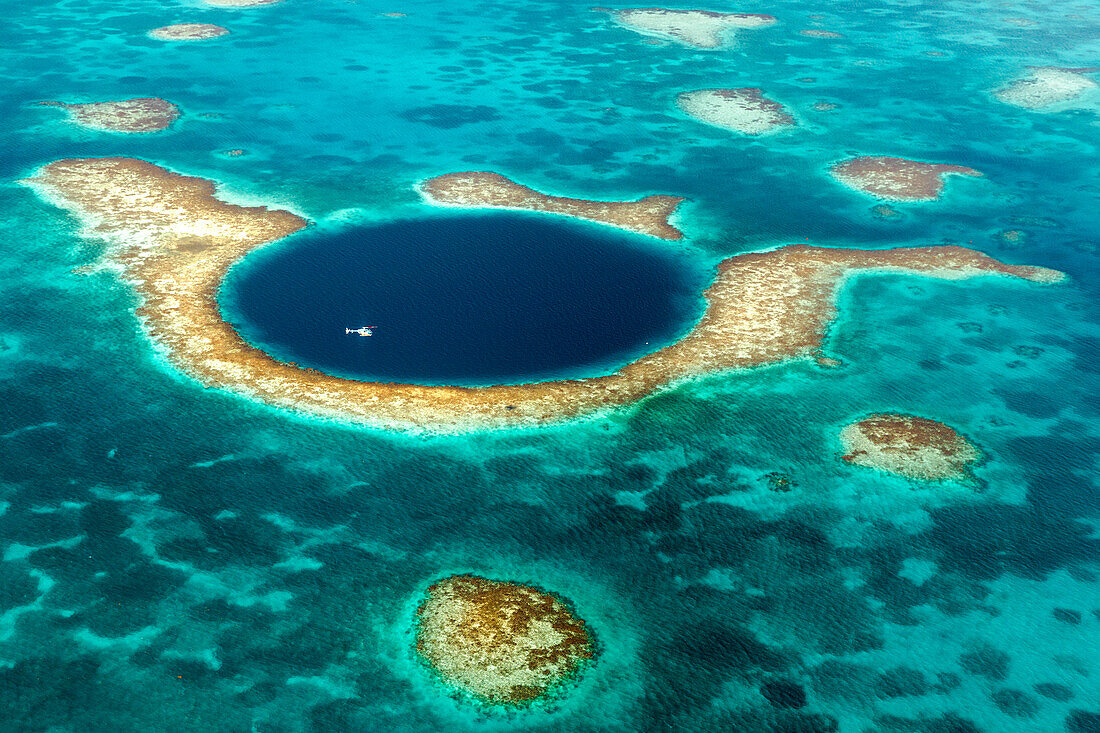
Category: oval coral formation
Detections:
[
  {"x1": 840, "y1": 413, "x2": 981, "y2": 481},
  {"x1": 414, "y1": 575, "x2": 595, "y2": 705}
]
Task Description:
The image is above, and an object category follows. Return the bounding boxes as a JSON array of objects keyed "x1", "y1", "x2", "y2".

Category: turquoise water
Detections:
[{"x1": 1, "y1": 0, "x2": 1099, "y2": 731}]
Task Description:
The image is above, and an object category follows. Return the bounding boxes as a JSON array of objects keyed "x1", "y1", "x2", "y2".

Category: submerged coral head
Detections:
[
  {"x1": 830, "y1": 156, "x2": 982, "y2": 201},
  {"x1": 43, "y1": 98, "x2": 180, "y2": 133},
  {"x1": 149, "y1": 23, "x2": 230, "y2": 41},
  {"x1": 415, "y1": 575, "x2": 595, "y2": 705},
  {"x1": 840, "y1": 413, "x2": 981, "y2": 481}
]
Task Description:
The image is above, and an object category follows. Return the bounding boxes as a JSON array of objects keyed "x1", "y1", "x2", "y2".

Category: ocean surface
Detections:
[{"x1": 1, "y1": 0, "x2": 1099, "y2": 731}]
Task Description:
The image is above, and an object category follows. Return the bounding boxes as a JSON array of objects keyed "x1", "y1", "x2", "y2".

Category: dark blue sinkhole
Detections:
[{"x1": 219, "y1": 213, "x2": 709, "y2": 387}]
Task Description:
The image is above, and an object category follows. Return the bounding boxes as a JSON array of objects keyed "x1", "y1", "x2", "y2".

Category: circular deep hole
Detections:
[{"x1": 220, "y1": 213, "x2": 708, "y2": 386}]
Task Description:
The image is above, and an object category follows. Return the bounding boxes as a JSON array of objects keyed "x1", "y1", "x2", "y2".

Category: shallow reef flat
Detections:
[
  {"x1": 202, "y1": 0, "x2": 281, "y2": 6},
  {"x1": 22, "y1": 157, "x2": 1064, "y2": 432},
  {"x1": 840, "y1": 413, "x2": 981, "y2": 481},
  {"x1": 595, "y1": 7, "x2": 776, "y2": 49},
  {"x1": 677, "y1": 88, "x2": 795, "y2": 135},
  {"x1": 415, "y1": 575, "x2": 594, "y2": 705},
  {"x1": 995, "y1": 67, "x2": 1099, "y2": 110},
  {"x1": 41, "y1": 98, "x2": 180, "y2": 133},
  {"x1": 420, "y1": 171, "x2": 684, "y2": 240},
  {"x1": 149, "y1": 23, "x2": 230, "y2": 41},
  {"x1": 829, "y1": 156, "x2": 983, "y2": 201}
]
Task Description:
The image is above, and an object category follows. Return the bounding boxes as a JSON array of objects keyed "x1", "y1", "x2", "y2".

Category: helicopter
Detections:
[{"x1": 345, "y1": 326, "x2": 377, "y2": 337}]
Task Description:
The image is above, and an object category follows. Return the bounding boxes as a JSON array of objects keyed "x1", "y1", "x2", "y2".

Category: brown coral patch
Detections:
[
  {"x1": 415, "y1": 575, "x2": 594, "y2": 705},
  {"x1": 420, "y1": 171, "x2": 684, "y2": 240},
  {"x1": 44, "y1": 98, "x2": 181, "y2": 133},
  {"x1": 830, "y1": 156, "x2": 983, "y2": 201},
  {"x1": 20, "y1": 157, "x2": 1064, "y2": 432},
  {"x1": 840, "y1": 413, "x2": 981, "y2": 481}
]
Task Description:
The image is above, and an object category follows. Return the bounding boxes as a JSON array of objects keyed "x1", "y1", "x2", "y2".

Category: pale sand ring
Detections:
[
  {"x1": 830, "y1": 157, "x2": 983, "y2": 201},
  {"x1": 419, "y1": 171, "x2": 685, "y2": 240},
  {"x1": 595, "y1": 7, "x2": 776, "y2": 49},
  {"x1": 40, "y1": 98, "x2": 181, "y2": 133},
  {"x1": 19, "y1": 157, "x2": 1065, "y2": 433},
  {"x1": 149, "y1": 23, "x2": 230, "y2": 41},
  {"x1": 415, "y1": 575, "x2": 594, "y2": 705},
  {"x1": 677, "y1": 88, "x2": 795, "y2": 135},
  {"x1": 840, "y1": 413, "x2": 981, "y2": 481},
  {"x1": 994, "y1": 67, "x2": 1099, "y2": 110}
]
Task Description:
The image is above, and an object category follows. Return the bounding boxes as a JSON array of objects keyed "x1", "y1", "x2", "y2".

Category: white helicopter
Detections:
[{"x1": 345, "y1": 326, "x2": 377, "y2": 337}]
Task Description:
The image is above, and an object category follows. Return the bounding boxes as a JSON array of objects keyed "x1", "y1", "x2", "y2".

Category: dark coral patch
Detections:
[
  {"x1": 762, "y1": 679, "x2": 808, "y2": 709},
  {"x1": 959, "y1": 643, "x2": 1011, "y2": 681},
  {"x1": 992, "y1": 688, "x2": 1039, "y2": 718},
  {"x1": 1054, "y1": 608, "x2": 1082, "y2": 624},
  {"x1": 399, "y1": 104, "x2": 502, "y2": 128},
  {"x1": 1067, "y1": 710, "x2": 1100, "y2": 733},
  {"x1": 1035, "y1": 682, "x2": 1074, "y2": 701},
  {"x1": 874, "y1": 666, "x2": 930, "y2": 698}
]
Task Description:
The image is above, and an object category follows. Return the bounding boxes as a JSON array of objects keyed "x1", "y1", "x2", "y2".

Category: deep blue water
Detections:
[{"x1": 221, "y1": 214, "x2": 707, "y2": 385}]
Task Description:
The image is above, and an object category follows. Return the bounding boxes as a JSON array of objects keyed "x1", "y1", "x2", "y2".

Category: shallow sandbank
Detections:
[
  {"x1": 595, "y1": 7, "x2": 775, "y2": 48},
  {"x1": 415, "y1": 575, "x2": 594, "y2": 705},
  {"x1": 420, "y1": 171, "x2": 684, "y2": 240},
  {"x1": 830, "y1": 156, "x2": 982, "y2": 201},
  {"x1": 149, "y1": 23, "x2": 230, "y2": 40},
  {"x1": 995, "y1": 67, "x2": 1098, "y2": 110},
  {"x1": 42, "y1": 98, "x2": 180, "y2": 133},
  {"x1": 21, "y1": 157, "x2": 1064, "y2": 432},
  {"x1": 677, "y1": 88, "x2": 795, "y2": 135},
  {"x1": 840, "y1": 413, "x2": 981, "y2": 481}
]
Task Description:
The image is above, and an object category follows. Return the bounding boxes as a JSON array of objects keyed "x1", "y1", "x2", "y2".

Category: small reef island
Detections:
[
  {"x1": 840, "y1": 413, "x2": 981, "y2": 481},
  {"x1": 21, "y1": 157, "x2": 1064, "y2": 432},
  {"x1": 149, "y1": 23, "x2": 230, "y2": 41},
  {"x1": 415, "y1": 575, "x2": 595, "y2": 705},
  {"x1": 677, "y1": 88, "x2": 795, "y2": 135},
  {"x1": 41, "y1": 98, "x2": 180, "y2": 133},
  {"x1": 419, "y1": 171, "x2": 684, "y2": 240},
  {"x1": 595, "y1": 7, "x2": 776, "y2": 48},
  {"x1": 994, "y1": 66, "x2": 1099, "y2": 110},
  {"x1": 829, "y1": 156, "x2": 983, "y2": 201}
]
